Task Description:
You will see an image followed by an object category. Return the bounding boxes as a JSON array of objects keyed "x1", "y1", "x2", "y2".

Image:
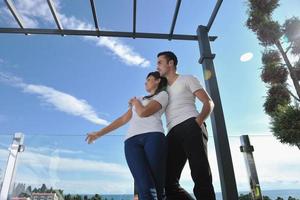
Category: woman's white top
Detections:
[{"x1": 125, "y1": 91, "x2": 168, "y2": 140}]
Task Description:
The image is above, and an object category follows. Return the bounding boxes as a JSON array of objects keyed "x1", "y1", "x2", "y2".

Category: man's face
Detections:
[{"x1": 156, "y1": 55, "x2": 170, "y2": 77}]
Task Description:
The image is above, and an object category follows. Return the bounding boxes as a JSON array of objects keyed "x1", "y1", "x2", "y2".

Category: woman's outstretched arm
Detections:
[{"x1": 86, "y1": 108, "x2": 132, "y2": 144}]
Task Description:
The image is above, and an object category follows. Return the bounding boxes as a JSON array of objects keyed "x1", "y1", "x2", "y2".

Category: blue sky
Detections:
[{"x1": 0, "y1": 0, "x2": 300, "y2": 195}]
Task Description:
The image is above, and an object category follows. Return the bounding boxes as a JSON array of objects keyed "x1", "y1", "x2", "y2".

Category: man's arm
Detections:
[{"x1": 194, "y1": 88, "x2": 214, "y2": 126}]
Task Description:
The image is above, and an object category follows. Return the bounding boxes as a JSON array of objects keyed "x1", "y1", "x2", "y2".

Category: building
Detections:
[
  {"x1": 31, "y1": 193, "x2": 58, "y2": 200},
  {"x1": 11, "y1": 197, "x2": 30, "y2": 200}
]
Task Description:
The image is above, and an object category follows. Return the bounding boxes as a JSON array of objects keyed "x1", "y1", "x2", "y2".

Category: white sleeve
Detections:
[
  {"x1": 152, "y1": 91, "x2": 169, "y2": 108},
  {"x1": 186, "y1": 75, "x2": 203, "y2": 93}
]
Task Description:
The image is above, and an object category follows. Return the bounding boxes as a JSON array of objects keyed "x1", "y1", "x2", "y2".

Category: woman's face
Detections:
[{"x1": 145, "y1": 75, "x2": 160, "y2": 93}]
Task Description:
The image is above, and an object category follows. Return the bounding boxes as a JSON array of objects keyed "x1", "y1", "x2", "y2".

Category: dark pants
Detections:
[
  {"x1": 125, "y1": 132, "x2": 167, "y2": 200},
  {"x1": 165, "y1": 117, "x2": 215, "y2": 200}
]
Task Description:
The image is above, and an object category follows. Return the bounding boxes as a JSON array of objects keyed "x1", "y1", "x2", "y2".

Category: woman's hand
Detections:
[
  {"x1": 85, "y1": 131, "x2": 101, "y2": 144},
  {"x1": 129, "y1": 97, "x2": 140, "y2": 106}
]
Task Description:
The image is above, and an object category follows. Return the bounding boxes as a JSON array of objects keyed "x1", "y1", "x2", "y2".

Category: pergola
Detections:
[{"x1": 0, "y1": 1, "x2": 239, "y2": 199}]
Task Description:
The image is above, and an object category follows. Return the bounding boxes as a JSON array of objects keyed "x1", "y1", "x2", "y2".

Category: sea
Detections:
[{"x1": 83, "y1": 189, "x2": 300, "y2": 200}]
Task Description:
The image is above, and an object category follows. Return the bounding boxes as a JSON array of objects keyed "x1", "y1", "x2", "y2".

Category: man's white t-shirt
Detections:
[
  {"x1": 125, "y1": 91, "x2": 169, "y2": 140},
  {"x1": 166, "y1": 75, "x2": 207, "y2": 134}
]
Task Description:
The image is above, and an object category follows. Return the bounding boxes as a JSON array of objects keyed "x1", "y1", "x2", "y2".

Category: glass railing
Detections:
[
  {"x1": 1, "y1": 133, "x2": 300, "y2": 200},
  {"x1": 8, "y1": 134, "x2": 132, "y2": 199}
]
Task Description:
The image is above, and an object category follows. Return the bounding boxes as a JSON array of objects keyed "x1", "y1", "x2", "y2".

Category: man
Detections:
[{"x1": 157, "y1": 51, "x2": 216, "y2": 200}]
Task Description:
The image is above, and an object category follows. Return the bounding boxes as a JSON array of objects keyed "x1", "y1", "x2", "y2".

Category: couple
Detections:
[{"x1": 86, "y1": 51, "x2": 216, "y2": 200}]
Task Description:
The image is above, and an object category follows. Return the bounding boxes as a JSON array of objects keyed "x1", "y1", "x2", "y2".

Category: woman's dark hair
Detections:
[{"x1": 143, "y1": 71, "x2": 168, "y2": 100}]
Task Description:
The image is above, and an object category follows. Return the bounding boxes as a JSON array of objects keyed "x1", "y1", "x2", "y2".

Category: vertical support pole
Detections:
[
  {"x1": 0, "y1": 133, "x2": 25, "y2": 200},
  {"x1": 240, "y1": 135, "x2": 263, "y2": 200},
  {"x1": 197, "y1": 25, "x2": 238, "y2": 200}
]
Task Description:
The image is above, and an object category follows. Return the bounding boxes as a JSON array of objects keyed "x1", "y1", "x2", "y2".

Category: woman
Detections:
[{"x1": 86, "y1": 71, "x2": 168, "y2": 200}]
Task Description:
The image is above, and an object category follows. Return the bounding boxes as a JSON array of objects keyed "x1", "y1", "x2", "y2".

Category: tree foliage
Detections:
[{"x1": 246, "y1": 0, "x2": 300, "y2": 149}]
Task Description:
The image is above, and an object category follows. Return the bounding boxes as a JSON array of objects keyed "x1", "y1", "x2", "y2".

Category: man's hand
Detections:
[
  {"x1": 193, "y1": 88, "x2": 214, "y2": 127},
  {"x1": 195, "y1": 117, "x2": 204, "y2": 127}
]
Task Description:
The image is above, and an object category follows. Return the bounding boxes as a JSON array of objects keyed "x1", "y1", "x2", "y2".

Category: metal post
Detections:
[
  {"x1": 133, "y1": 0, "x2": 137, "y2": 38},
  {"x1": 169, "y1": 0, "x2": 182, "y2": 40},
  {"x1": 4, "y1": 0, "x2": 25, "y2": 29},
  {"x1": 0, "y1": 133, "x2": 25, "y2": 200},
  {"x1": 197, "y1": 25, "x2": 238, "y2": 200},
  {"x1": 47, "y1": 0, "x2": 63, "y2": 35},
  {"x1": 240, "y1": 135, "x2": 263, "y2": 200}
]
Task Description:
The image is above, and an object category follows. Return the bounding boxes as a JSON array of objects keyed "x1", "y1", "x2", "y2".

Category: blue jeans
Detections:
[{"x1": 125, "y1": 132, "x2": 167, "y2": 200}]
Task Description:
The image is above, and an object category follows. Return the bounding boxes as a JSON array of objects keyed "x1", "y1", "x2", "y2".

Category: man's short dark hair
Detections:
[{"x1": 157, "y1": 51, "x2": 178, "y2": 66}]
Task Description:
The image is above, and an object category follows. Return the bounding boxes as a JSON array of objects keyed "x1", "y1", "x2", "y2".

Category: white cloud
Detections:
[
  {"x1": 240, "y1": 52, "x2": 254, "y2": 62},
  {"x1": 0, "y1": 6, "x2": 14, "y2": 26},
  {"x1": 0, "y1": 0, "x2": 150, "y2": 67},
  {"x1": 23, "y1": 84, "x2": 110, "y2": 125},
  {"x1": 57, "y1": 13, "x2": 150, "y2": 68},
  {"x1": 0, "y1": 72, "x2": 109, "y2": 125},
  {"x1": 92, "y1": 37, "x2": 150, "y2": 68},
  {"x1": 17, "y1": 0, "x2": 55, "y2": 22}
]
